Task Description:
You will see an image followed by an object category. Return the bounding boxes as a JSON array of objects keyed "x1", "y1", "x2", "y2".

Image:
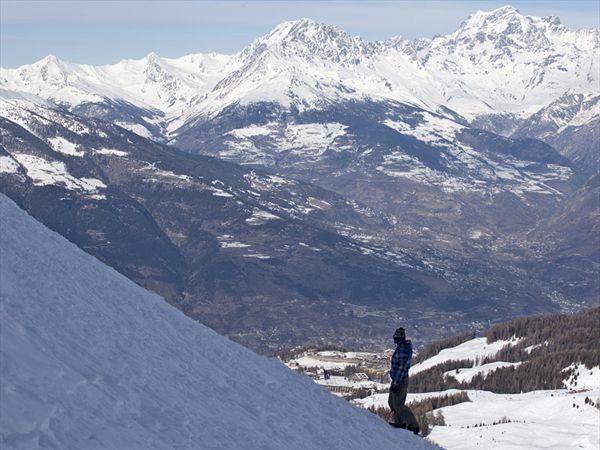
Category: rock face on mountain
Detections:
[
  {"x1": 2, "y1": 99, "x2": 587, "y2": 352},
  {"x1": 175, "y1": 99, "x2": 575, "y2": 241},
  {"x1": 532, "y1": 173, "x2": 600, "y2": 265},
  {"x1": 473, "y1": 93, "x2": 600, "y2": 182}
]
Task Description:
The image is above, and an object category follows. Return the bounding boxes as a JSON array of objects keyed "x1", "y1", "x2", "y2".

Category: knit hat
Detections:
[{"x1": 393, "y1": 327, "x2": 406, "y2": 342}]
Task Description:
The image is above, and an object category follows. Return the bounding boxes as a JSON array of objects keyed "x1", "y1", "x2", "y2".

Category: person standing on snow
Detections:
[{"x1": 388, "y1": 327, "x2": 420, "y2": 434}]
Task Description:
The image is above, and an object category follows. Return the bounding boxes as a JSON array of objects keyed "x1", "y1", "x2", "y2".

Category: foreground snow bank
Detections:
[{"x1": 0, "y1": 194, "x2": 433, "y2": 450}]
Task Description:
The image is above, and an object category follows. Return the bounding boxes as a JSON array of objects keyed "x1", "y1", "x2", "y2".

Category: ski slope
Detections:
[{"x1": 0, "y1": 194, "x2": 433, "y2": 450}]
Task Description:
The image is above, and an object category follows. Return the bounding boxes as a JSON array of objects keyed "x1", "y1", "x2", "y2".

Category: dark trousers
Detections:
[{"x1": 388, "y1": 377, "x2": 419, "y2": 430}]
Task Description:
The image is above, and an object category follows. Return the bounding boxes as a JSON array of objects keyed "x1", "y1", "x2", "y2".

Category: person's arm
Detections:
[
  {"x1": 390, "y1": 349, "x2": 400, "y2": 385},
  {"x1": 399, "y1": 340, "x2": 412, "y2": 381}
]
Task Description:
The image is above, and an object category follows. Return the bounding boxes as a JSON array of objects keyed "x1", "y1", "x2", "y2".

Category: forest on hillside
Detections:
[{"x1": 410, "y1": 307, "x2": 600, "y2": 393}]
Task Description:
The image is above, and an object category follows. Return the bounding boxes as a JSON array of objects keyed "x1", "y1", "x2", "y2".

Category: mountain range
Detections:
[
  {"x1": 1, "y1": 5, "x2": 598, "y2": 351},
  {"x1": 2, "y1": 6, "x2": 598, "y2": 130}
]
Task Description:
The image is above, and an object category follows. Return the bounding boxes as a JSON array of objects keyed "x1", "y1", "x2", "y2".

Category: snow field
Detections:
[
  {"x1": 356, "y1": 387, "x2": 600, "y2": 450},
  {"x1": 47, "y1": 136, "x2": 85, "y2": 157},
  {"x1": 410, "y1": 336, "x2": 522, "y2": 375},
  {"x1": 9, "y1": 153, "x2": 106, "y2": 199},
  {"x1": 444, "y1": 361, "x2": 522, "y2": 384},
  {"x1": 354, "y1": 334, "x2": 600, "y2": 450},
  {"x1": 245, "y1": 209, "x2": 280, "y2": 225},
  {"x1": 0, "y1": 156, "x2": 19, "y2": 174},
  {"x1": 95, "y1": 148, "x2": 128, "y2": 156},
  {"x1": 563, "y1": 364, "x2": 600, "y2": 390},
  {"x1": 294, "y1": 356, "x2": 352, "y2": 370}
]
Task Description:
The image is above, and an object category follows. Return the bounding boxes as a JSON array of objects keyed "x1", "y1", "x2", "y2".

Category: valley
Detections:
[{"x1": 0, "y1": 6, "x2": 598, "y2": 353}]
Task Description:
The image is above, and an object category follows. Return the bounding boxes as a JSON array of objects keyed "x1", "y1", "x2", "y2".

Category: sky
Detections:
[{"x1": 1, "y1": 0, "x2": 599, "y2": 67}]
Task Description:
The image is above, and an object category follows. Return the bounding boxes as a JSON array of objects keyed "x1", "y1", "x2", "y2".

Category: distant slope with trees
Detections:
[{"x1": 411, "y1": 307, "x2": 600, "y2": 393}]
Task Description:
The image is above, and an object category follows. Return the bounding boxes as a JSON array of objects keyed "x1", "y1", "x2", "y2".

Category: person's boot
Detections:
[{"x1": 407, "y1": 425, "x2": 420, "y2": 435}]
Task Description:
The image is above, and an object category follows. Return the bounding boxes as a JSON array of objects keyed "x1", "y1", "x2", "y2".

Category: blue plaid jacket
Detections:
[{"x1": 390, "y1": 339, "x2": 412, "y2": 384}]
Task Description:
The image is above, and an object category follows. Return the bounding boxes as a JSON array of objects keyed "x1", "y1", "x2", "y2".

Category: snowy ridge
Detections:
[
  {"x1": 0, "y1": 194, "x2": 433, "y2": 449},
  {"x1": 0, "y1": 53, "x2": 231, "y2": 116}
]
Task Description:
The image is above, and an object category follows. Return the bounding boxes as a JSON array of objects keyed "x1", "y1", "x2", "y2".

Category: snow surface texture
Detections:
[
  {"x1": 563, "y1": 364, "x2": 600, "y2": 390},
  {"x1": 444, "y1": 361, "x2": 522, "y2": 384},
  {"x1": 0, "y1": 194, "x2": 433, "y2": 450}
]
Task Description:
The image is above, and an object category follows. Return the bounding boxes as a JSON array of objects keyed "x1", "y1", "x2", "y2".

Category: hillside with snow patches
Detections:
[{"x1": 0, "y1": 193, "x2": 434, "y2": 449}]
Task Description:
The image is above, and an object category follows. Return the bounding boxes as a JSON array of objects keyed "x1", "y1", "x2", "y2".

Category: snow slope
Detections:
[
  {"x1": 444, "y1": 361, "x2": 521, "y2": 384},
  {"x1": 0, "y1": 194, "x2": 433, "y2": 450},
  {"x1": 410, "y1": 337, "x2": 521, "y2": 375}
]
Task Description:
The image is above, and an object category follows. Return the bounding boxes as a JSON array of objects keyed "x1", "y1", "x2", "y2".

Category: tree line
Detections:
[{"x1": 409, "y1": 307, "x2": 600, "y2": 393}]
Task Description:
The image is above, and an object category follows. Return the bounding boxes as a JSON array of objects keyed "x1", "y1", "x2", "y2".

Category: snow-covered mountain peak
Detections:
[
  {"x1": 452, "y1": 5, "x2": 552, "y2": 49},
  {"x1": 141, "y1": 52, "x2": 177, "y2": 86},
  {"x1": 453, "y1": 5, "x2": 596, "y2": 46},
  {"x1": 25, "y1": 54, "x2": 72, "y2": 86},
  {"x1": 144, "y1": 51, "x2": 160, "y2": 61},
  {"x1": 419, "y1": 6, "x2": 599, "y2": 117},
  {"x1": 264, "y1": 18, "x2": 350, "y2": 45},
  {"x1": 36, "y1": 53, "x2": 62, "y2": 66},
  {"x1": 242, "y1": 18, "x2": 369, "y2": 65},
  {"x1": 462, "y1": 5, "x2": 523, "y2": 27}
]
